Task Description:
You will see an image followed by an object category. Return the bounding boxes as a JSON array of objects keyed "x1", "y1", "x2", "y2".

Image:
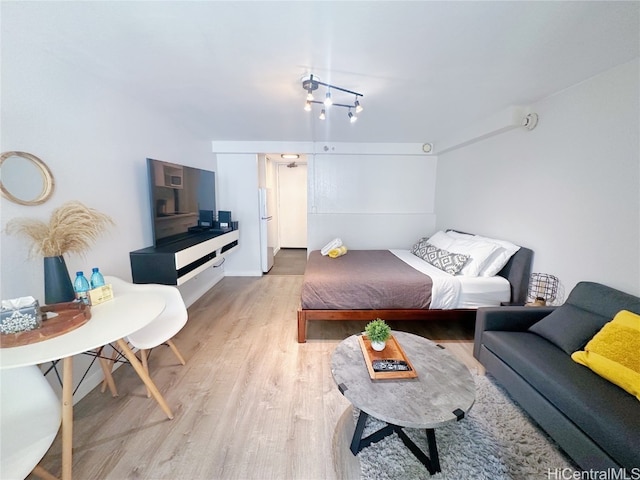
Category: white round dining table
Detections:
[{"x1": 0, "y1": 291, "x2": 171, "y2": 480}]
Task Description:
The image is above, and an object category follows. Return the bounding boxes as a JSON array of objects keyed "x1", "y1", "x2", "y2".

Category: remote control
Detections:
[{"x1": 372, "y1": 359, "x2": 411, "y2": 372}]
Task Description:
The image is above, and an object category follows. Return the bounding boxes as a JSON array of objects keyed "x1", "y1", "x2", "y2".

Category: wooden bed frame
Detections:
[{"x1": 297, "y1": 244, "x2": 533, "y2": 343}]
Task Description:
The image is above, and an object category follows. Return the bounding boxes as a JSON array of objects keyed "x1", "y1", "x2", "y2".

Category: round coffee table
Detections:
[{"x1": 331, "y1": 330, "x2": 475, "y2": 474}]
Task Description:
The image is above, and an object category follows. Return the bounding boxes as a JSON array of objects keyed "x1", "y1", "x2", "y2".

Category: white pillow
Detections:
[
  {"x1": 447, "y1": 231, "x2": 520, "y2": 276},
  {"x1": 426, "y1": 230, "x2": 455, "y2": 250},
  {"x1": 475, "y1": 236, "x2": 520, "y2": 276},
  {"x1": 446, "y1": 237, "x2": 500, "y2": 277},
  {"x1": 438, "y1": 230, "x2": 521, "y2": 276}
]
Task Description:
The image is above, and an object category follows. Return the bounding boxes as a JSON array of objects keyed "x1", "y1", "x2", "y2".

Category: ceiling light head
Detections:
[
  {"x1": 348, "y1": 111, "x2": 357, "y2": 123},
  {"x1": 304, "y1": 101, "x2": 312, "y2": 112},
  {"x1": 281, "y1": 154, "x2": 299, "y2": 160},
  {"x1": 319, "y1": 109, "x2": 326, "y2": 120},
  {"x1": 354, "y1": 99, "x2": 363, "y2": 113},
  {"x1": 306, "y1": 91, "x2": 314, "y2": 101},
  {"x1": 324, "y1": 91, "x2": 333, "y2": 107}
]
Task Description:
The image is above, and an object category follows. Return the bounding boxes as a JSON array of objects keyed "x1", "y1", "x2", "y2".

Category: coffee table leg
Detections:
[
  {"x1": 349, "y1": 411, "x2": 442, "y2": 475},
  {"x1": 425, "y1": 429, "x2": 440, "y2": 473},
  {"x1": 350, "y1": 410, "x2": 395, "y2": 455},
  {"x1": 395, "y1": 427, "x2": 441, "y2": 474},
  {"x1": 350, "y1": 411, "x2": 369, "y2": 454}
]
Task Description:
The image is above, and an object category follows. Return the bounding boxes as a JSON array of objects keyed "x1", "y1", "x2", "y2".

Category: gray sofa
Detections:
[{"x1": 474, "y1": 281, "x2": 640, "y2": 470}]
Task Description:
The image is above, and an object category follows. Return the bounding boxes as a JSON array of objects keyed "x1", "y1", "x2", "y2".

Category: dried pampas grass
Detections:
[{"x1": 6, "y1": 200, "x2": 114, "y2": 257}]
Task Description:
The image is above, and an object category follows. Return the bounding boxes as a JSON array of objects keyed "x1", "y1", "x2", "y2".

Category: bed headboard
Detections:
[
  {"x1": 496, "y1": 246, "x2": 533, "y2": 304},
  {"x1": 446, "y1": 229, "x2": 533, "y2": 304}
]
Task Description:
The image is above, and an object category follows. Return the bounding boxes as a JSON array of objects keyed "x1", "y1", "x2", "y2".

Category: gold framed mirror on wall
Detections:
[{"x1": 0, "y1": 151, "x2": 55, "y2": 206}]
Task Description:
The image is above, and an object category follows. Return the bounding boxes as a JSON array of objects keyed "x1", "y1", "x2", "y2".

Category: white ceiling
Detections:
[{"x1": 3, "y1": 1, "x2": 639, "y2": 144}]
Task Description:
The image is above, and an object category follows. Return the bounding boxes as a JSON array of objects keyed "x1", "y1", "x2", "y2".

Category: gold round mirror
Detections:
[{"x1": 0, "y1": 151, "x2": 55, "y2": 206}]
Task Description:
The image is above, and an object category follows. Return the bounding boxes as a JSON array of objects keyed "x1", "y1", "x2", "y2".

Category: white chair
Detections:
[
  {"x1": 101, "y1": 276, "x2": 188, "y2": 396},
  {"x1": 0, "y1": 365, "x2": 61, "y2": 480}
]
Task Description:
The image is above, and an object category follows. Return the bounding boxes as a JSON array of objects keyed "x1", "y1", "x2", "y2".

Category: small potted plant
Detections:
[{"x1": 365, "y1": 318, "x2": 391, "y2": 351}]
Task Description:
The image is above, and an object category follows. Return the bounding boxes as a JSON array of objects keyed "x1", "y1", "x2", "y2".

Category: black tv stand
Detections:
[{"x1": 129, "y1": 229, "x2": 239, "y2": 285}]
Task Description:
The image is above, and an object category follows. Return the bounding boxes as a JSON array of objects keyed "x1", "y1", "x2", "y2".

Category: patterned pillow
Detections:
[
  {"x1": 413, "y1": 242, "x2": 469, "y2": 275},
  {"x1": 411, "y1": 237, "x2": 430, "y2": 257}
]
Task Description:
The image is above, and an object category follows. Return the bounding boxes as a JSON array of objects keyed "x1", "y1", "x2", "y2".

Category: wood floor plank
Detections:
[{"x1": 31, "y1": 275, "x2": 479, "y2": 480}]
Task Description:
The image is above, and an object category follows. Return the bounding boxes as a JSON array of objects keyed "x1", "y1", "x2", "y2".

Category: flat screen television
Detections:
[{"x1": 147, "y1": 158, "x2": 217, "y2": 246}]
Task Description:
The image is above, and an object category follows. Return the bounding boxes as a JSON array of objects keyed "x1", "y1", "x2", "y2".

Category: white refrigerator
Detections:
[{"x1": 259, "y1": 188, "x2": 275, "y2": 273}]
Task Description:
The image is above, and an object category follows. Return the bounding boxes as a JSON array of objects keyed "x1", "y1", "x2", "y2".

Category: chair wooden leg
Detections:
[
  {"x1": 115, "y1": 339, "x2": 173, "y2": 419},
  {"x1": 167, "y1": 339, "x2": 186, "y2": 365},
  {"x1": 97, "y1": 348, "x2": 119, "y2": 397},
  {"x1": 31, "y1": 464, "x2": 59, "y2": 480},
  {"x1": 99, "y1": 347, "x2": 108, "y2": 393},
  {"x1": 101, "y1": 347, "x2": 119, "y2": 393},
  {"x1": 141, "y1": 349, "x2": 151, "y2": 398}
]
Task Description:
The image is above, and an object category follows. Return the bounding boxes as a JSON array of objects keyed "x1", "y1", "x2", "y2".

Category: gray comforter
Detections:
[{"x1": 301, "y1": 250, "x2": 433, "y2": 310}]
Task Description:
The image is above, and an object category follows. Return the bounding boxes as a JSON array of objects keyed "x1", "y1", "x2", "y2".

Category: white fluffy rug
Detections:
[{"x1": 356, "y1": 374, "x2": 577, "y2": 479}]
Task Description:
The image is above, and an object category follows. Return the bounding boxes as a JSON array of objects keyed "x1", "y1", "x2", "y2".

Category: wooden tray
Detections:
[
  {"x1": 358, "y1": 334, "x2": 418, "y2": 380},
  {"x1": 0, "y1": 302, "x2": 91, "y2": 348}
]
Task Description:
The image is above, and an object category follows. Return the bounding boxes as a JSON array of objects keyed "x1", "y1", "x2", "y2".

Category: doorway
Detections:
[
  {"x1": 277, "y1": 162, "x2": 307, "y2": 248},
  {"x1": 268, "y1": 248, "x2": 307, "y2": 275}
]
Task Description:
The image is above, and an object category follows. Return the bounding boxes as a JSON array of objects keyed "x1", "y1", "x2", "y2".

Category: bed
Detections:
[{"x1": 297, "y1": 230, "x2": 533, "y2": 342}]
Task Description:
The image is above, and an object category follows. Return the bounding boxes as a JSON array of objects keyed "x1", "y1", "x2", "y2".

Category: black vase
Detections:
[{"x1": 44, "y1": 256, "x2": 75, "y2": 304}]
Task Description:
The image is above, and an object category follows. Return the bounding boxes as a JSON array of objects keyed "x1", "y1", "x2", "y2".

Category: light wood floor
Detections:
[
  {"x1": 268, "y1": 248, "x2": 308, "y2": 275},
  {"x1": 32, "y1": 275, "x2": 480, "y2": 480}
]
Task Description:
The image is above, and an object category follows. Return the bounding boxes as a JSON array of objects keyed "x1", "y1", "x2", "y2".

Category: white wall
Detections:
[
  {"x1": 216, "y1": 153, "x2": 262, "y2": 276},
  {"x1": 435, "y1": 60, "x2": 640, "y2": 298},
  {"x1": 1, "y1": 23, "x2": 223, "y2": 401},
  {"x1": 308, "y1": 153, "x2": 437, "y2": 251},
  {"x1": 213, "y1": 142, "x2": 437, "y2": 262}
]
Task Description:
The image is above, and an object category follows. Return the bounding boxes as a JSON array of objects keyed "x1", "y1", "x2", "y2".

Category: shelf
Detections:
[{"x1": 130, "y1": 229, "x2": 239, "y2": 286}]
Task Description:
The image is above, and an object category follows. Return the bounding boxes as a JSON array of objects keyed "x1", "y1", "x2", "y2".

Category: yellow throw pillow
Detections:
[{"x1": 571, "y1": 310, "x2": 640, "y2": 401}]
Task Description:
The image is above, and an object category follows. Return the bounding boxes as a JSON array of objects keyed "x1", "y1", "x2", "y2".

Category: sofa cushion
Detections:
[
  {"x1": 528, "y1": 304, "x2": 610, "y2": 355},
  {"x1": 482, "y1": 330, "x2": 640, "y2": 469},
  {"x1": 571, "y1": 310, "x2": 640, "y2": 401},
  {"x1": 528, "y1": 281, "x2": 640, "y2": 354}
]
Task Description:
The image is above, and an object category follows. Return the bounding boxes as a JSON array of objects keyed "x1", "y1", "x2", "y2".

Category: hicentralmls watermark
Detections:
[{"x1": 547, "y1": 468, "x2": 640, "y2": 480}]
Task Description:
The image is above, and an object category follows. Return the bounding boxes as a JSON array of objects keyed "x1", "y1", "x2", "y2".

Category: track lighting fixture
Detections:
[{"x1": 302, "y1": 74, "x2": 363, "y2": 123}]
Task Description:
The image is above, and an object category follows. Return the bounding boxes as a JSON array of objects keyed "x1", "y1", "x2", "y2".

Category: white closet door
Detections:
[{"x1": 278, "y1": 163, "x2": 307, "y2": 248}]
